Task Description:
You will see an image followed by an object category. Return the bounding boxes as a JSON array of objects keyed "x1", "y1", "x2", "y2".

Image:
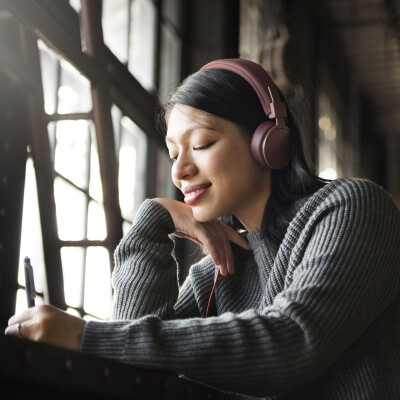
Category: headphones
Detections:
[{"x1": 200, "y1": 59, "x2": 292, "y2": 170}]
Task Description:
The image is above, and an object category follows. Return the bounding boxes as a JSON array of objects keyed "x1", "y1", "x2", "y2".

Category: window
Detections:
[
  {"x1": 102, "y1": 0, "x2": 157, "y2": 91},
  {"x1": 112, "y1": 105, "x2": 148, "y2": 232},
  {"x1": 16, "y1": 159, "x2": 45, "y2": 315},
  {"x1": 6, "y1": 0, "x2": 183, "y2": 320},
  {"x1": 17, "y1": 41, "x2": 111, "y2": 318}
]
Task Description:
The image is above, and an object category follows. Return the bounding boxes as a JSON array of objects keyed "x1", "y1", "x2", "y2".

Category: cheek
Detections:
[
  {"x1": 213, "y1": 146, "x2": 254, "y2": 176},
  {"x1": 207, "y1": 147, "x2": 241, "y2": 171}
]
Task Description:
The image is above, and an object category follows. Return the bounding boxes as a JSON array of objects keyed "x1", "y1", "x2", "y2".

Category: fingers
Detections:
[
  {"x1": 5, "y1": 318, "x2": 37, "y2": 341},
  {"x1": 157, "y1": 197, "x2": 252, "y2": 276},
  {"x1": 223, "y1": 238, "x2": 235, "y2": 275},
  {"x1": 200, "y1": 221, "x2": 240, "y2": 277},
  {"x1": 4, "y1": 305, "x2": 85, "y2": 351},
  {"x1": 176, "y1": 219, "x2": 252, "y2": 276},
  {"x1": 173, "y1": 231, "x2": 204, "y2": 246},
  {"x1": 7, "y1": 307, "x2": 36, "y2": 326},
  {"x1": 5, "y1": 305, "x2": 56, "y2": 341},
  {"x1": 220, "y1": 222, "x2": 252, "y2": 250},
  {"x1": 4, "y1": 322, "x2": 21, "y2": 338}
]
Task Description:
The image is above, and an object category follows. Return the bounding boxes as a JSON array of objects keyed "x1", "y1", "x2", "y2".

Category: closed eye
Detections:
[
  {"x1": 169, "y1": 142, "x2": 214, "y2": 163},
  {"x1": 194, "y1": 143, "x2": 214, "y2": 151}
]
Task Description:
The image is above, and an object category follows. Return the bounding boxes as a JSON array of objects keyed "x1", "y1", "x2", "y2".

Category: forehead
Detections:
[{"x1": 166, "y1": 105, "x2": 219, "y2": 141}]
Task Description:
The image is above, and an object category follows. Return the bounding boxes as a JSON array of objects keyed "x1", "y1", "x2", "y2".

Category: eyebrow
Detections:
[{"x1": 165, "y1": 124, "x2": 217, "y2": 145}]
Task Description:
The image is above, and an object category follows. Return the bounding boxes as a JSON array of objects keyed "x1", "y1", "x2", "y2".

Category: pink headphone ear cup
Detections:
[
  {"x1": 251, "y1": 121, "x2": 275, "y2": 167},
  {"x1": 251, "y1": 121, "x2": 291, "y2": 169}
]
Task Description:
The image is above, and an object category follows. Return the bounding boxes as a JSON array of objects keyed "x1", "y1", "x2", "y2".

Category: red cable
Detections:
[
  {"x1": 206, "y1": 268, "x2": 221, "y2": 318},
  {"x1": 143, "y1": 267, "x2": 229, "y2": 397},
  {"x1": 205, "y1": 268, "x2": 229, "y2": 399}
]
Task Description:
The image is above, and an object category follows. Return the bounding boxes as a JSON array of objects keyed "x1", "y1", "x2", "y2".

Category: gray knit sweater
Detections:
[{"x1": 82, "y1": 178, "x2": 400, "y2": 399}]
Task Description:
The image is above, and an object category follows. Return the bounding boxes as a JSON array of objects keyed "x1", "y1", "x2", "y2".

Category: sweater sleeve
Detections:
[
  {"x1": 81, "y1": 180, "x2": 400, "y2": 397},
  {"x1": 112, "y1": 199, "x2": 194, "y2": 320}
]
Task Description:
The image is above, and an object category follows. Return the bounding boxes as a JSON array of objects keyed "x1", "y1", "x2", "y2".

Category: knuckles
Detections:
[
  {"x1": 36, "y1": 304, "x2": 55, "y2": 315},
  {"x1": 32, "y1": 305, "x2": 58, "y2": 339}
]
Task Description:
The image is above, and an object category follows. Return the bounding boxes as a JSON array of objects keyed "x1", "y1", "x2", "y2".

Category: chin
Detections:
[{"x1": 192, "y1": 208, "x2": 218, "y2": 223}]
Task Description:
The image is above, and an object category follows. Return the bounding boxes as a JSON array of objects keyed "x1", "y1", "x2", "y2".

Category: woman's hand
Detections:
[
  {"x1": 153, "y1": 198, "x2": 251, "y2": 276},
  {"x1": 4, "y1": 305, "x2": 85, "y2": 351}
]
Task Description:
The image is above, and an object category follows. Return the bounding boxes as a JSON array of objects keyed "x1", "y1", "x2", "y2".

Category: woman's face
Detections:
[{"x1": 166, "y1": 104, "x2": 271, "y2": 230}]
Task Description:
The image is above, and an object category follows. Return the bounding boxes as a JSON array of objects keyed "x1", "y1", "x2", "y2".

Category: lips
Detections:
[{"x1": 182, "y1": 183, "x2": 211, "y2": 205}]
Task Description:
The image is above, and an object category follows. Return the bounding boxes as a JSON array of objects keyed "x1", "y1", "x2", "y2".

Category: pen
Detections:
[{"x1": 24, "y1": 256, "x2": 36, "y2": 308}]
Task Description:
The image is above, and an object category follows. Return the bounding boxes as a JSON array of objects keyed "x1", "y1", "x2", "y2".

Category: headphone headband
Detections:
[{"x1": 200, "y1": 58, "x2": 287, "y2": 120}]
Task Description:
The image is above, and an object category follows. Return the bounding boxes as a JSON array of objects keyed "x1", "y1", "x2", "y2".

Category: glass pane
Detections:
[
  {"x1": 111, "y1": 104, "x2": 123, "y2": 156},
  {"x1": 118, "y1": 116, "x2": 147, "y2": 222},
  {"x1": 53, "y1": 120, "x2": 90, "y2": 189},
  {"x1": 67, "y1": 307, "x2": 81, "y2": 317},
  {"x1": 15, "y1": 289, "x2": 44, "y2": 314},
  {"x1": 69, "y1": 0, "x2": 81, "y2": 13},
  {"x1": 83, "y1": 314, "x2": 101, "y2": 321},
  {"x1": 54, "y1": 177, "x2": 87, "y2": 240},
  {"x1": 18, "y1": 158, "x2": 46, "y2": 295},
  {"x1": 159, "y1": 23, "x2": 182, "y2": 100},
  {"x1": 84, "y1": 247, "x2": 112, "y2": 319},
  {"x1": 119, "y1": 139, "x2": 136, "y2": 217},
  {"x1": 38, "y1": 40, "x2": 59, "y2": 115},
  {"x1": 61, "y1": 247, "x2": 85, "y2": 308},
  {"x1": 128, "y1": 0, "x2": 157, "y2": 90},
  {"x1": 88, "y1": 134, "x2": 103, "y2": 202},
  {"x1": 122, "y1": 220, "x2": 132, "y2": 236},
  {"x1": 58, "y1": 59, "x2": 92, "y2": 114},
  {"x1": 162, "y1": 0, "x2": 182, "y2": 29},
  {"x1": 102, "y1": 0, "x2": 129, "y2": 64},
  {"x1": 87, "y1": 201, "x2": 107, "y2": 240}
]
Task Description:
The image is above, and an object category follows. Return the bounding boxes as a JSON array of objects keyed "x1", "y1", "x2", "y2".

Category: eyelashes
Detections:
[
  {"x1": 194, "y1": 143, "x2": 213, "y2": 151},
  {"x1": 169, "y1": 142, "x2": 215, "y2": 163}
]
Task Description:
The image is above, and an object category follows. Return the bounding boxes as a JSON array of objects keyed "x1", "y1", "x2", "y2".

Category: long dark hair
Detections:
[{"x1": 157, "y1": 68, "x2": 326, "y2": 250}]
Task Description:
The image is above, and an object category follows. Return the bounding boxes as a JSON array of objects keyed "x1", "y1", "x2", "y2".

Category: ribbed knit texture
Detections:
[{"x1": 81, "y1": 178, "x2": 400, "y2": 399}]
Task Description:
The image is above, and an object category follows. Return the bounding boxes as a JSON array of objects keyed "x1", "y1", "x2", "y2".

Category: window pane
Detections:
[
  {"x1": 69, "y1": 0, "x2": 81, "y2": 13},
  {"x1": 18, "y1": 158, "x2": 46, "y2": 295},
  {"x1": 87, "y1": 201, "x2": 107, "y2": 240},
  {"x1": 15, "y1": 289, "x2": 44, "y2": 315},
  {"x1": 67, "y1": 307, "x2": 81, "y2": 317},
  {"x1": 162, "y1": 0, "x2": 182, "y2": 30},
  {"x1": 84, "y1": 247, "x2": 112, "y2": 319},
  {"x1": 111, "y1": 104, "x2": 123, "y2": 155},
  {"x1": 159, "y1": 23, "x2": 182, "y2": 100},
  {"x1": 128, "y1": 0, "x2": 157, "y2": 90},
  {"x1": 118, "y1": 116, "x2": 147, "y2": 222},
  {"x1": 61, "y1": 247, "x2": 85, "y2": 308},
  {"x1": 89, "y1": 136, "x2": 103, "y2": 203},
  {"x1": 54, "y1": 177, "x2": 87, "y2": 240},
  {"x1": 58, "y1": 59, "x2": 92, "y2": 114},
  {"x1": 53, "y1": 120, "x2": 90, "y2": 189},
  {"x1": 122, "y1": 220, "x2": 132, "y2": 236},
  {"x1": 38, "y1": 40, "x2": 59, "y2": 115},
  {"x1": 102, "y1": 0, "x2": 129, "y2": 64}
]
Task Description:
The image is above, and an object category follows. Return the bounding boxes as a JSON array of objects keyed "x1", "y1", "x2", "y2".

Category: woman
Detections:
[{"x1": 6, "y1": 59, "x2": 400, "y2": 399}]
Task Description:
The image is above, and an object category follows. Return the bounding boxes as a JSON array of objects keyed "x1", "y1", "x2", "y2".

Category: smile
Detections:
[{"x1": 183, "y1": 184, "x2": 211, "y2": 205}]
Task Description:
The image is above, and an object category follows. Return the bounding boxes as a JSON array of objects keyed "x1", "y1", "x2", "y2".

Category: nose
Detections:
[{"x1": 171, "y1": 151, "x2": 198, "y2": 183}]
